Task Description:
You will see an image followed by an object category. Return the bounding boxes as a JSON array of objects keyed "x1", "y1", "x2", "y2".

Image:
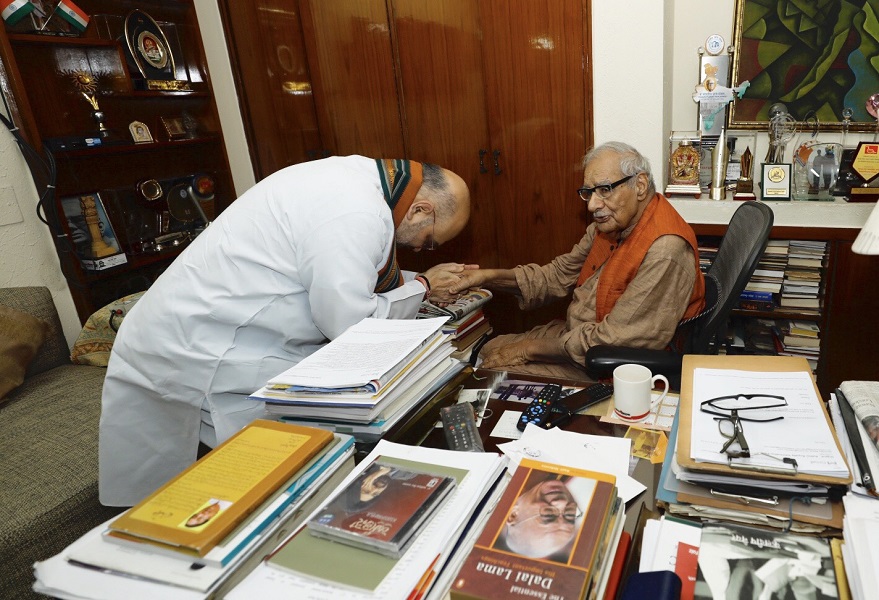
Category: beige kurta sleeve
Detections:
[
  {"x1": 559, "y1": 234, "x2": 698, "y2": 366},
  {"x1": 512, "y1": 226, "x2": 598, "y2": 310}
]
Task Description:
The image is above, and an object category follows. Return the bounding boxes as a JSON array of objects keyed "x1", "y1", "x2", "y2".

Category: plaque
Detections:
[
  {"x1": 761, "y1": 163, "x2": 792, "y2": 201},
  {"x1": 160, "y1": 116, "x2": 186, "y2": 140},
  {"x1": 848, "y1": 141, "x2": 879, "y2": 202},
  {"x1": 123, "y1": 9, "x2": 190, "y2": 90}
]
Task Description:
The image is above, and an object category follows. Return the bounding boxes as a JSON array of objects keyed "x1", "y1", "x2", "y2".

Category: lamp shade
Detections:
[{"x1": 853, "y1": 201, "x2": 879, "y2": 255}]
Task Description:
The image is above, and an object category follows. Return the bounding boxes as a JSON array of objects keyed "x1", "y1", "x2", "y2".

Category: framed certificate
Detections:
[{"x1": 760, "y1": 163, "x2": 792, "y2": 201}]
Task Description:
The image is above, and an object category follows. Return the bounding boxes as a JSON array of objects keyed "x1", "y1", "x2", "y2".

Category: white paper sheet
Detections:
[
  {"x1": 496, "y1": 426, "x2": 646, "y2": 502},
  {"x1": 689, "y1": 368, "x2": 848, "y2": 476}
]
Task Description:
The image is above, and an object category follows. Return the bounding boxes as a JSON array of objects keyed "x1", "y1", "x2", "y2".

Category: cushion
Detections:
[
  {"x1": 0, "y1": 287, "x2": 70, "y2": 376},
  {"x1": 71, "y1": 291, "x2": 145, "y2": 366},
  {"x1": 0, "y1": 304, "x2": 48, "y2": 401}
]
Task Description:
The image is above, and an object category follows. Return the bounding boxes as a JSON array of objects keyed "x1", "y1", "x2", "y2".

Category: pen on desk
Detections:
[{"x1": 835, "y1": 388, "x2": 875, "y2": 492}]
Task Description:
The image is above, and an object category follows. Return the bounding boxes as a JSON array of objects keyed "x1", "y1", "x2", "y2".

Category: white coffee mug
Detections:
[{"x1": 612, "y1": 364, "x2": 669, "y2": 422}]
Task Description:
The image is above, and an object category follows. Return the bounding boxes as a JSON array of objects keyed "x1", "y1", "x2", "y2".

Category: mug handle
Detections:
[{"x1": 650, "y1": 374, "x2": 670, "y2": 406}]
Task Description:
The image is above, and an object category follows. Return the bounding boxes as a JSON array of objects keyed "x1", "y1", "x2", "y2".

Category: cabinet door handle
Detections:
[
  {"x1": 479, "y1": 149, "x2": 488, "y2": 173},
  {"x1": 492, "y1": 149, "x2": 502, "y2": 175}
]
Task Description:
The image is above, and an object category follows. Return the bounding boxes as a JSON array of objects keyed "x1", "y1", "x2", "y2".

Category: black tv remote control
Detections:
[
  {"x1": 546, "y1": 383, "x2": 614, "y2": 428},
  {"x1": 517, "y1": 384, "x2": 563, "y2": 431},
  {"x1": 440, "y1": 402, "x2": 485, "y2": 452}
]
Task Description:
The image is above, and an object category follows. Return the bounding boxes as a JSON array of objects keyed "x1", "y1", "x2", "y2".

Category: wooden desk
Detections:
[{"x1": 416, "y1": 369, "x2": 662, "y2": 538}]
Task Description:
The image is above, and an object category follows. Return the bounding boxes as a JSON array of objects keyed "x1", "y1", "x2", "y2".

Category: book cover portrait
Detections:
[{"x1": 451, "y1": 460, "x2": 617, "y2": 600}]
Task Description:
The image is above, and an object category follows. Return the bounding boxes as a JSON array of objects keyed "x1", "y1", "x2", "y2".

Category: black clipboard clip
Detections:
[{"x1": 727, "y1": 454, "x2": 798, "y2": 476}]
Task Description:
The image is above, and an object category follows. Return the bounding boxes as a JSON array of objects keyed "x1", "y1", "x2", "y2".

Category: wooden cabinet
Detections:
[
  {"x1": 219, "y1": 0, "x2": 594, "y2": 333},
  {"x1": 0, "y1": 0, "x2": 234, "y2": 322}
]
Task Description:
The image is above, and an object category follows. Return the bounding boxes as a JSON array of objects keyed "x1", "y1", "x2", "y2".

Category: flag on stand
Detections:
[
  {"x1": 56, "y1": 0, "x2": 88, "y2": 32},
  {"x1": 1, "y1": 0, "x2": 35, "y2": 25}
]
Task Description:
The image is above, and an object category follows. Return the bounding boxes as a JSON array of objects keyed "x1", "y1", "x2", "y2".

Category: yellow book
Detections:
[{"x1": 108, "y1": 419, "x2": 333, "y2": 556}]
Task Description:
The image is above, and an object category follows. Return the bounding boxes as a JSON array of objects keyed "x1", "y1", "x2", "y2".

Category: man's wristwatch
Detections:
[{"x1": 415, "y1": 274, "x2": 431, "y2": 299}]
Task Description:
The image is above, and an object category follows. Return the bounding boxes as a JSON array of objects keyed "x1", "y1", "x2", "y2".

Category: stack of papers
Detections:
[
  {"x1": 250, "y1": 317, "x2": 467, "y2": 441},
  {"x1": 657, "y1": 356, "x2": 851, "y2": 534},
  {"x1": 226, "y1": 440, "x2": 508, "y2": 600}
]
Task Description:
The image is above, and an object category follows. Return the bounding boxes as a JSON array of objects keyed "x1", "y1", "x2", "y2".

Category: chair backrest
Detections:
[{"x1": 688, "y1": 202, "x2": 774, "y2": 354}]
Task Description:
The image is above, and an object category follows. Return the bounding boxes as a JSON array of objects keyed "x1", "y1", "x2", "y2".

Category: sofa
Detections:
[{"x1": 0, "y1": 287, "x2": 124, "y2": 599}]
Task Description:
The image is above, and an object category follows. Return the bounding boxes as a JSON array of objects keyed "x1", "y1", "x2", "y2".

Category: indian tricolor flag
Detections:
[
  {"x1": 1, "y1": 0, "x2": 35, "y2": 26},
  {"x1": 56, "y1": 0, "x2": 88, "y2": 32}
]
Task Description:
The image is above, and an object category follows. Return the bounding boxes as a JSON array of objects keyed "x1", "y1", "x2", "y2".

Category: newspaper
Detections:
[
  {"x1": 417, "y1": 288, "x2": 492, "y2": 322},
  {"x1": 839, "y1": 381, "x2": 879, "y2": 452}
]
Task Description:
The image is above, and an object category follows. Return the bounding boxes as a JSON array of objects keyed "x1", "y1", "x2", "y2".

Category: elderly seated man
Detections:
[{"x1": 449, "y1": 141, "x2": 705, "y2": 380}]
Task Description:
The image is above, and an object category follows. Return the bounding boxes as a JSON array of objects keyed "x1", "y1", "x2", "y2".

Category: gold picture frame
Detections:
[{"x1": 160, "y1": 116, "x2": 186, "y2": 140}]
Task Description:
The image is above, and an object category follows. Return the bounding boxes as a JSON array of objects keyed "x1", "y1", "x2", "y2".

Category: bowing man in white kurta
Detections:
[{"x1": 99, "y1": 156, "x2": 471, "y2": 506}]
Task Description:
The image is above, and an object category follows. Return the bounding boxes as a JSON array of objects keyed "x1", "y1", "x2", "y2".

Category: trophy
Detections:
[
  {"x1": 710, "y1": 128, "x2": 729, "y2": 200},
  {"x1": 735, "y1": 146, "x2": 755, "y2": 199},
  {"x1": 764, "y1": 103, "x2": 797, "y2": 163},
  {"x1": 68, "y1": 70, "x2": 109, "y2": 138}
]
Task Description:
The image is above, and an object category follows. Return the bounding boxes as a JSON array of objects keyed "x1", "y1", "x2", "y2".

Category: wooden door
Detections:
[
  {"x1": 298, "y1": 0, "x2": 405, "y2": 158},
  {"x1": 218, "y1": 0, "x2": 323, "y2": 179},
  {"x1": 480, "y1": 0, "x2": 593, "y2": 268},
  {"x1": 389, "y1": 0, "x2": 497, "y2": 271}
]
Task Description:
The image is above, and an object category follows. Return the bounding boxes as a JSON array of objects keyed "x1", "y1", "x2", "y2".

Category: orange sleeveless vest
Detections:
[{"x1": 577, "y1": 193, "x2": 705, "y2": 322}]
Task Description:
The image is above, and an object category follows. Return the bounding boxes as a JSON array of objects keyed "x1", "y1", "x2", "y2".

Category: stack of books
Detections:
[
  {"x1": 418, "y1": 288, "x2": 493, "y2": 361},
  {"x1": 771, "y1": 319, "x2": 821, "y2": 371},
  {"x1": 448, "y1": 459, "x2": 624, "y2": 600},
  {"x1": 33, "y1": 421, "x2": 357, "y2": 598},
  {"x1": 227, "y1": 440, "x2": 509, "y2": 600},
  {"x1": 656, "y1": 355, "x2": 851, "y2": 536},
  {"x1": 738, "y1": 240, "x2": 789, "y2": 311},
  {"x1": 780, "y1": 240, "x2": 827, "y2": 313},
  {"x1": 250, "y1": 317, "x2": 468, "y2": 443}
]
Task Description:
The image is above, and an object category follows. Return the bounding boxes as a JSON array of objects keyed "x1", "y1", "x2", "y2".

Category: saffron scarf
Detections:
[{"x1": 374, "y1": 158, "x2": 424, "y2": 292}]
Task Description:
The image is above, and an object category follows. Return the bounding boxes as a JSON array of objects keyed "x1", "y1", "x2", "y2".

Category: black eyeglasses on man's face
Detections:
[{"x1": 577, "y1": 174, "x2": 634, "y2": 202}]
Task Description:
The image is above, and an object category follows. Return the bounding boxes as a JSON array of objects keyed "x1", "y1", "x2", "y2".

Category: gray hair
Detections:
[
  {"x1": 581, "y1": 142, "x2": 656, "y2": 196},
  {"x1": 421, "y1": 162, "x2": 456, "y2": 225}
]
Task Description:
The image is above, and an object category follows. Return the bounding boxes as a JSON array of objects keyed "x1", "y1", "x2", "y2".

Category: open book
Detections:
[{"x1": 418, "y1": 289, "x2": 492, "y2": 322}]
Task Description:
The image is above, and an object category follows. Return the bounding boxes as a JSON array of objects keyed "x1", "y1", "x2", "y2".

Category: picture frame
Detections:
[
  {"x1": 760, "y1": 163, "x2": 792, "y2": 201},
  {"x1": 728, "y1": 0, "x2": 879, "y2": 131},
  {"x1": 160, "y1": 116, "x2": 186, "y2": 140},
  {"x1": 59, "y1": 193, "x2": 127, "y2": 271},
  {"x1": 129, "y1": 120, "x2": 153, "y2": 144}
]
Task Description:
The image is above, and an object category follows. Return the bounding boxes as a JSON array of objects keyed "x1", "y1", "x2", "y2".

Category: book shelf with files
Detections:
[{"x1": 0, "y1": 0, "x2": 235, "y2": 322}]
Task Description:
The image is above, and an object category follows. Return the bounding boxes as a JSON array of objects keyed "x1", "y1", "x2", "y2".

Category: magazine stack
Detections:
[{"x1": 417, "y1": 288, "x2": 493, "y2": 361}]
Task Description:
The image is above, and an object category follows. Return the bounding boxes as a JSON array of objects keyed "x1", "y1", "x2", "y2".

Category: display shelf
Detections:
[{"x1": 0, "y1": 1, "x2": 234, "y2": 321}]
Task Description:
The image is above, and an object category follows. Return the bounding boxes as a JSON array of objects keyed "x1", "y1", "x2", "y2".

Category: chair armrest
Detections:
[{"x1": 584, "y1": 346, "x2": 683, "y2": 391}]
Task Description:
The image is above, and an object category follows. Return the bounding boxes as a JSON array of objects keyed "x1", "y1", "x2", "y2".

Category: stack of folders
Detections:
[
  {"x1": 249, "y1": 317, "x2": 468, "y2": 443},
  {"x1": 33, "y1": 421, "x2": 357, "y2": 600},
  {"x1": 226, "y1": 440, "x2": 509, "y2": 600},
  {"x1": 656, "y1": 355, "x2": 851, "y2": 535}
]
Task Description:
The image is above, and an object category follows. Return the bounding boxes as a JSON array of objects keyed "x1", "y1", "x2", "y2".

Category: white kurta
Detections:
[{"x1": 99, "y1": 156, "x2": 426, "y2": 506}]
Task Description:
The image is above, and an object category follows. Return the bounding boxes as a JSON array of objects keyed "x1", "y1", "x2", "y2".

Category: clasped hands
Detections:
[{"x1": 420, "y1": 262, "x2": 483, "y2": 305}]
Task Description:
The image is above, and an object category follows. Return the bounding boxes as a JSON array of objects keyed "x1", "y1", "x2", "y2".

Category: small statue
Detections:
[
  {"x1": 736, "y1": 147, "x2": 754, "y2": 194},
  {"x1": 68, "y1": 70, "x2": 109, "y2": 138}
]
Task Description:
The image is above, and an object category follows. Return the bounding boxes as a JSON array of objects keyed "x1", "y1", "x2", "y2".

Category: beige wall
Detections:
[{"x1": 0, "y1": 1, "x2": 870, "y2": 340}]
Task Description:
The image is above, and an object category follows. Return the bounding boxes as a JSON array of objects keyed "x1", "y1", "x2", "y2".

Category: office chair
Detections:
[{"x1": 584, "y1": 201, "x2": 774, "y2": 390}]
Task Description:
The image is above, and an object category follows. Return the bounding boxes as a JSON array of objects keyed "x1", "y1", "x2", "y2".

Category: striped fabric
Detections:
[{"x1": 374, "y1": 159, "x2": 424, "y2": 293}]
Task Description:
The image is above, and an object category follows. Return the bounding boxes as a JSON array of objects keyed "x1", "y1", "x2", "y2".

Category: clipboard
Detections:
[
  {"x1": 676, "y1": 355, "x2": 852, "y2": 487},
  {"x1": 662, "y1": 401, "x2": 843, "y2": 532}
]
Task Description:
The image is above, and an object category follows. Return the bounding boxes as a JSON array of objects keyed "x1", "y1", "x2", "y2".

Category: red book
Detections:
[{"x1": 603, "y1": 531, "x2": 631, "y2": 600}]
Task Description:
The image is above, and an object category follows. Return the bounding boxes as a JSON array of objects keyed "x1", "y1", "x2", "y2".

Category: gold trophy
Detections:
[
  {"x1": 68, "y1": 70, "x2": 109, "y2": 138},
  {"x1": 736, "y1": 146, "x2": 755, "y2": 197},
  {"x1": 79, "y1": 195, "x2": 117, "y2": 258}
]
